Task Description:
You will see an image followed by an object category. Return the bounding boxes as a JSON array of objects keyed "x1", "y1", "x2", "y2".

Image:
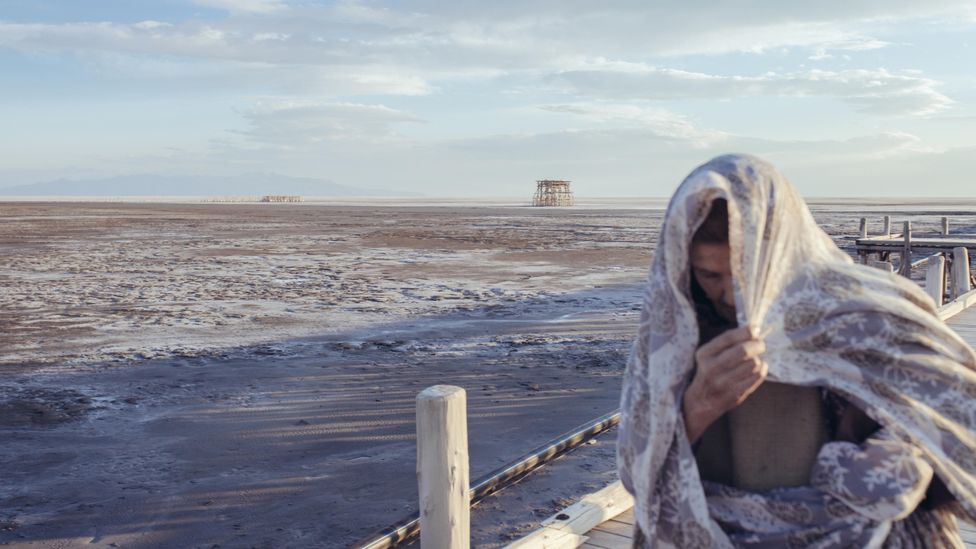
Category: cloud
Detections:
[
  {"x1": 552, "y1": 64, "x2": 952, "y2": 116},
  {"x1": 236, "y1": 100, "x2": 422, "y2": 146},
  {"x1": 2, "y1": 1, "x2": 972, "y2": 76},
  {"x1": 538, "y1": 104, "x2": 727, "y2": 147},
  {"x1": 192, "y1": 0, "x2": 288, "y2": 14}
]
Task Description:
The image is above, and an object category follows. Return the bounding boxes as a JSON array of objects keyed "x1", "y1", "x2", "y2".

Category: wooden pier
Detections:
[{"x1": 854, "y1": 216, "x2": 976, "y2": 293}]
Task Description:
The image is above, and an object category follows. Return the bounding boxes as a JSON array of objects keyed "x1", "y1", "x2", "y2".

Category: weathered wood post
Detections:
[
  {"x1": 926, "y1": 254, "x2": 946, "y2": 306},
  {"x1": 899, "y1": 221, "x2": 912, "y2": 277},
  {"x1": 417, "y1": 385, "x2": 470, "y2": 549},
  {"x1": 883, "y1": 215, "x2": 891, "y2": 236},
  {"x1": 868, "y1": 260, "x2": 894, "y2": 272},
  {"x1": 942, "y1": 217, "x2": 950, "y2": 236},
  {"x1": 953, "y1": 247, "x2": 972, "y2": 299},
  {"x1": 859, "y1": 218, "x2": 868, "y2": 238}
]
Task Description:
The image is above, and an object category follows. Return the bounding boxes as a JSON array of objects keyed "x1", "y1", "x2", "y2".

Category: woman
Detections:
[{"x1": 617, "y1": 154, "x2": 976, "y2": 547}]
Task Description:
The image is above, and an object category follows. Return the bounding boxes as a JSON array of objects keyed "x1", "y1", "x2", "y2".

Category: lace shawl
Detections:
[{"x1": 617, "y1": 154, "x2": 976, "y2": 547}]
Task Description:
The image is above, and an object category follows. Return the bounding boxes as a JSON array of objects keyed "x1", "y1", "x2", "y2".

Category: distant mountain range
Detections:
[{"x1": 0, "y1": 173, "x2": 421, "y2": 197}]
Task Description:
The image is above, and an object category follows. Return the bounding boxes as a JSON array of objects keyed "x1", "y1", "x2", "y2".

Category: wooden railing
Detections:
[{"x1": 856, "y1": 217, "x2": 974, "y2": 309}]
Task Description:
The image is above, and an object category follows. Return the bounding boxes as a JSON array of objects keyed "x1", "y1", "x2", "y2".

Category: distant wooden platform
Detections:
[{"x1": 509, "y1": 299, "x2": 976, "y2": 549}]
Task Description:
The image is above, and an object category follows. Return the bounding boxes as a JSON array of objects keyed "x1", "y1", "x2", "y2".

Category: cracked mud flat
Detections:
[{"x1": 1, "y1": 200, "x2": 975, "y2": 548}]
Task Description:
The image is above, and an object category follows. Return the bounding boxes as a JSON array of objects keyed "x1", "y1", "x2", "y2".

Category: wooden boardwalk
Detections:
[
  {"x1": 578, "y1": 304, "x2": 976, "y2": 548},
  {"x1": 949, "y1": 303, "x2": 976, "y2": 347}
]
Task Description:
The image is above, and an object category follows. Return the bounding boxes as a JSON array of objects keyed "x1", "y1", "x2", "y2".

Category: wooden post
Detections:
[
  {"x1": 926, "y1": 254, "x2": 946, "y2": 306},
  {"x1": 942, "y1": 217, "x2": 950, "y2": 236},
  {"x1": 868, "y1": 260, "x2": 894, "y2": 272},
  {"x1": 883, "y1": 215, "x2": 891, "y2": 236},
  {"x1": 899, "y1": 221, "x2": 912, "y2": 277},
  {"x1": 953, "y1": 247, "x2": 972, "y2": 299},
  {"x1": 859, "y1": 218, "x2": 868, "y2": 238},
  {"x1": 417, "y1": 385, "x2": 470, "y2": 549}
]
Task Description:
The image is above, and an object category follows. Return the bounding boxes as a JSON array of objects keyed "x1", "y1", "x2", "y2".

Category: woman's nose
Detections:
[{"x1": 721, "y1": 278, "x2": 735, "y2": 307}]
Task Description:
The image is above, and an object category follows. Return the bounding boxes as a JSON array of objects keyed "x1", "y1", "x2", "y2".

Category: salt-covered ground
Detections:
[
  {"x1": 0, "y1": 200, "x2": 974, "y2": 548},
  {"x1": 1, "y1": 203, "x2": 656, "y2": 369}
]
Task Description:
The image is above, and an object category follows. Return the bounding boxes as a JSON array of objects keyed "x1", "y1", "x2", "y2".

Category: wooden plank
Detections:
[
  {"x1": 505, "y1": 482, "x2": 633, "y2": 549},
  {"x1": 591, "y1": 518, "x2": 633, "y2": 538},
  {"x1": 939, "y1": 288, "x2": 976, "y2": 321},
  {"x1": 608, "y1": 509, "x2": 634, "y2": 527},
  {"x1": 581, "y1": 530, "x2": 631, "y2": 549},
  {"x1": 857, "y1": 237, "x2": 976, "y2": 248}
]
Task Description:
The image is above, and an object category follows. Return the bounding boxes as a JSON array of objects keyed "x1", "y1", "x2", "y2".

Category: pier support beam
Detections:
[
  {"x1": 926, "y1": 254, "x2": 946, "y2": 307},
  {"x1": 942, "y1": 217, "x2": 950, "y2": 236},
  {"x1": 859, "y1": 218, "x2": 868, "y2": 238},
  {"x1": 868, "y1": 260, "x2": 894, "y2": 272},
  {"x1": 899, "y1": 221, "x2": 913, "y2": 277},
  {"x1": 883, "y1": 215, "x2": 891, "y2": 236},
  {"x1": 417, "y1": 385, "x2": 470, "y2": 549},
  {"x1": 953, "y1": 247, "x2": 973, "y2": 300}
]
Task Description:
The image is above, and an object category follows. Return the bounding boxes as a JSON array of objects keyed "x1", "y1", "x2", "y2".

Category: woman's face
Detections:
[{"x1": 690, "y1": 241, "x2": 736, "y2": 323}]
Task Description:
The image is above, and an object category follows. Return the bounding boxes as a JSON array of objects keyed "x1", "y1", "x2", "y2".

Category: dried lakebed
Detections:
[{"x1": 2, "y1": 201, "x2": 975, "y2": 548}]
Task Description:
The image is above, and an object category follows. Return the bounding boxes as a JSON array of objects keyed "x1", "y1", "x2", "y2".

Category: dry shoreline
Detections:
[{"x1": 2, "y1": 202, "x2": 974, "y2": 548}]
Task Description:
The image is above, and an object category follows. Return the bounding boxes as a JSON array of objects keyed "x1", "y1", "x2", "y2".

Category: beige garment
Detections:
[{"x1": 695, "y1": 381, "x2": 829, "y2": 491}]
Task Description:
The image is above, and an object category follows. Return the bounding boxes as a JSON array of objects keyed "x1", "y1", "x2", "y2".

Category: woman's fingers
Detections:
[
  {"x1": 725, "y1": 359, "x2": 768, "y2": 406},
  {"x1": 711, "y1": 339, "x2": 766, "y2": 370},
  {"x1": 706, "y1": 356, "x2": 765, "y2": 392},
  {"x1": 697, "y1": 325, "x2": 754, "y2": 360},
  {"x1": 686, "y1": 327, "x2": 769, "y2": 422}
]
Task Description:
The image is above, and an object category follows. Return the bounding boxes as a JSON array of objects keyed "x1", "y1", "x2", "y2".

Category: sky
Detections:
[{"x1": 1, "y1": 0, "x2": 975, "y2": 196}]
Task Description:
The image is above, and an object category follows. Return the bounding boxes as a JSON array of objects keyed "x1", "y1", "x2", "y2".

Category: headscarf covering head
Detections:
[{"x1": 618, "y1": 154, "x2": 976, "y2": 547}]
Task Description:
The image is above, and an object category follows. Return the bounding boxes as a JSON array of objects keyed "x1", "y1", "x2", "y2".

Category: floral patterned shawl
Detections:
[{"x1": 617, "y1": 154, "x2": 976, "y2": 547}]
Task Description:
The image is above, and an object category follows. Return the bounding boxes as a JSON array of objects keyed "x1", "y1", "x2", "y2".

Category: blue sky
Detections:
[{"x1": 1, "y1": 0, "x2": 975, "y2": 196}]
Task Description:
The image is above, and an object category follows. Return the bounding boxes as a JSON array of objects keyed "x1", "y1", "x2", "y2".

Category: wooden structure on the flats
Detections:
[
  {"x1": 854, "y1": 216, "x2": 975, "y2": 307},
  {"x1": 260, "y1": 195, "x2": 303, "y2": 203},
  {"x1": 533, "y1": 180, "x2": 574, "y2": 207}
]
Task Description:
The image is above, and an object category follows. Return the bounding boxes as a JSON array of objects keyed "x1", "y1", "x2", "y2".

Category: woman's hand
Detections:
[{"x1": 683, "y1": 326, "x2": 767, "y2": 443}]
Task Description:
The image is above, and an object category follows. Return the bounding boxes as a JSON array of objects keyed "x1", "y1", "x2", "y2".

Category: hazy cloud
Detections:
[
  {"x1": 237, "y1": 101, "x2": 422, "y2": 146},
  {"x1": 192, "y1": 0, "x2": 288, "y2": 14},
  {"x1": 2, "y1": 1, "x2": 972, "y2": 78},
  {"x1": 538, "y1": 104, "x2": 727, "y2": 147},
  {"x1": 553, "y1": 65, "x2": 952, "y2": 116}
]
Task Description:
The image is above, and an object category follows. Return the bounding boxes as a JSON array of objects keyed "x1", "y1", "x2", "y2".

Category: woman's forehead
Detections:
[{"x1": 690, "y1": 241, "x2": 731, "y2": 269}]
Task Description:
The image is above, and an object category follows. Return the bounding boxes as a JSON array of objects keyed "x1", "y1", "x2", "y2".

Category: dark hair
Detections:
[
  {"x1": 690, "y1": 198, "x2": 734, "y2": 342},
  {"x1": 692, "y1": 198, "x2": 729, "y2": 244}
]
